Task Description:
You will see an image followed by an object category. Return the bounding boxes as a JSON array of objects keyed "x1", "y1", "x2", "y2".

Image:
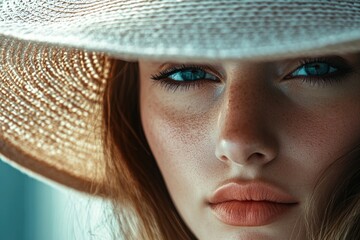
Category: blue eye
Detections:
[
  {"x1": 150, "y1": 65, "x2": 220, "y2": 91},
  {"x1": 167, "y1": 68, "x2": 218, "y2": 81},
  {"x1": 290, "y1": 62, "x2": 338, "y2": 78}
]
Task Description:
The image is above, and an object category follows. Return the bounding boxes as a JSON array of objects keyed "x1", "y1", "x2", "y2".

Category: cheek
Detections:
[
  {"x1": 139, "y1": 81, "x2": 230, "y2": 228},
  {"x1": 141, "y1": 96, "x2": 216, "y2": 196},
  {"x1": 279, "y1": 98, "x2": 360, "y2": 193},
  {"x1": 282, "y1": 79, "x2": 360, "y2": 166}
]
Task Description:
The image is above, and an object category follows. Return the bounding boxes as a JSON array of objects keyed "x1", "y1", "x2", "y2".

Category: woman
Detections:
[{"x1": 1, "y1": 1, "x2": 360, "y2": 239}]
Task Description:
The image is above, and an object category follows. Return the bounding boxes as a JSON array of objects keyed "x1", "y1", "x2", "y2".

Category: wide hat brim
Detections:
[
  {"x1": 1, "y1": 0, "x2": 360, "y2": 195},
  {"x1": 0, "y1": 38, "x2": 110, "y2": 194}
]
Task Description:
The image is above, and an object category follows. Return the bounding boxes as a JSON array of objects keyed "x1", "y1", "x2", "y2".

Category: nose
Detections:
[{"x1": 215, "y1": 75, "x2": 279, "y2": 167}]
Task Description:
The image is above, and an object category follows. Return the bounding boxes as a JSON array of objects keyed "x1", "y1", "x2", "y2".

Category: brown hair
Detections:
[
  {"x1": 101, "y1": 59, "x2": 360, "y2": 240},
  {"x1": 304, "y1": 145, "x2": 360, "y2": 240},
  {"x1": 102, "y1": 59, "x2": 196, "y2": 239}
]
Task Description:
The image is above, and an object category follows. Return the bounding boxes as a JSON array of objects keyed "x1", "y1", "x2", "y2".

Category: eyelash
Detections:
[
  {"x1": 150, "y1": 64, "x2": 220, "y2": 92},
  {"x1": 285, "y1": 58, "x2": 350, "y2": 87},
  {"x1": 150, "y1": 59, "x2": 351, "y2": 91}
]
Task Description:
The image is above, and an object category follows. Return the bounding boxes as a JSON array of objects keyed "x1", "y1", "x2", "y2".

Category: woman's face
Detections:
[{"x1": 139, "y1": 54, "x2": 360, "y2": 239}]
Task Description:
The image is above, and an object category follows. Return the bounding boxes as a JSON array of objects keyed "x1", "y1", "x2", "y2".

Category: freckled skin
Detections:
[{"x1": 139, "y1": 57, "x2": 360, "y2": 240}]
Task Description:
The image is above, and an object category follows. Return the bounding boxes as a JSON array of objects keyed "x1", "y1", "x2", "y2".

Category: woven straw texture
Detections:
[
  {"x1": 0, "y1": 0, "x2": 360, "y2": 193},
  {"x1": 1, "y1": 0, "x2": 360, "y2": 61},
  {"x1": 0, "y1": 38, "x2": 111, "y2": 193}
]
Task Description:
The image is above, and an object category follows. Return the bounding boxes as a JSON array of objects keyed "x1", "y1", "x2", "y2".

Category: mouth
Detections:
[{"x1": 208, "y1": 181, "x2": 298, "y2": 226}]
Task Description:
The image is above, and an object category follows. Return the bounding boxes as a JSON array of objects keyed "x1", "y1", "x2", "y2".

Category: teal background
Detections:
[
  {"x1": 0, "y1": 159, "x2": 112, "y2": 240},
  {"x1": 0, "y1": 159, "x2": 55, "y2": 240}
]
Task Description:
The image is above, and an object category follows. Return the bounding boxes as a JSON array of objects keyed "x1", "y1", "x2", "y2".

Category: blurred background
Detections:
[{"x1": 0, "y1": 159, "x2": 112, "y2": 240}]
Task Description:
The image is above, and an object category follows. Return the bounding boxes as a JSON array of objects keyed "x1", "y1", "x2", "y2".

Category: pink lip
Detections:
[{"x1": 208, "y1": 181, "x2": 298, "y2": 226}]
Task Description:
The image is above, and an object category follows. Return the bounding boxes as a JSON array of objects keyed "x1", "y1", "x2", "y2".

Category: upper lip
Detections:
[{"x1": 208, "y1": 180, "x2": 298, "y2": 205}]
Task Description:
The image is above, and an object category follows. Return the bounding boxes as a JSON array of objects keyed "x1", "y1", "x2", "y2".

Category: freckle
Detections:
[
  {"x1": 166, "y1": 109, "x2": 209, "y2": 145},
  {"x1": 144, "y1": 90, "x2": 219, "y2": 162}
]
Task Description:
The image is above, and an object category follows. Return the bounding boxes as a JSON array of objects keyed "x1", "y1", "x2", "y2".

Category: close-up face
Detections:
[{"x1": 139, "y1": 55, "x2": 360, "y2": 239}]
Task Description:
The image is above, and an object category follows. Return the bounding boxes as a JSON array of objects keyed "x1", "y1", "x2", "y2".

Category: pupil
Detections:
[
  {"x1": 181, "y1": 69, "x2": 205, "y2": 81},
  {"x1": 305, "y1": 63, "x2": 329, "y2": 75}
]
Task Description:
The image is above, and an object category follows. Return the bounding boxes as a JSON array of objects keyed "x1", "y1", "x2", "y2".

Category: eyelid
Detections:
[
  {"x1": 152, "y1": 63, "x2": 225, "y2": 81},
  {"x1": 280, "y1": 56, "x2": 352, "y2": 80}
]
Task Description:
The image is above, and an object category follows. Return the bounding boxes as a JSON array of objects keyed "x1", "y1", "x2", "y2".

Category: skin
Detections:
[{"x1": 139, "y1": 54, "x2": 360, "y2": 240}]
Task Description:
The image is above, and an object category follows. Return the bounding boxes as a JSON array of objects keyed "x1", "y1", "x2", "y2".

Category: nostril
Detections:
[
  {"x1": 248, "y1": 152, "x2": 269, "y2": 163},
  {"x1": 217, "y1": 149, "x2": 274, "y2": 166},
  {"x1": 219, "y1": 155, "x2": 228, "y2": 162},
  {"x1": 250, "y1": 152, "x2": 264, "y2": 159}
]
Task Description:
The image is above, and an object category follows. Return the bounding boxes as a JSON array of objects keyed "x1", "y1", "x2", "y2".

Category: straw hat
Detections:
[{"x1": 1, "y1": 0, "x2": 360, "y2": 195}]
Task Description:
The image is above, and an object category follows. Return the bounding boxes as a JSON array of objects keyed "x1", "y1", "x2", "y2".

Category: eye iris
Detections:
[
  {"x1": 180, "y1": 69, "x2": 206, "y2": 81},
  {"x1": 304, "y1": 62, "x2": 330, "y2": 75}
]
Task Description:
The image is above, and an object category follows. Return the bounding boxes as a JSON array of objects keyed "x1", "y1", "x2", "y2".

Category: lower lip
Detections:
[{"x1": 210, "y1": 201, "x2": 296, "y2": 226}]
